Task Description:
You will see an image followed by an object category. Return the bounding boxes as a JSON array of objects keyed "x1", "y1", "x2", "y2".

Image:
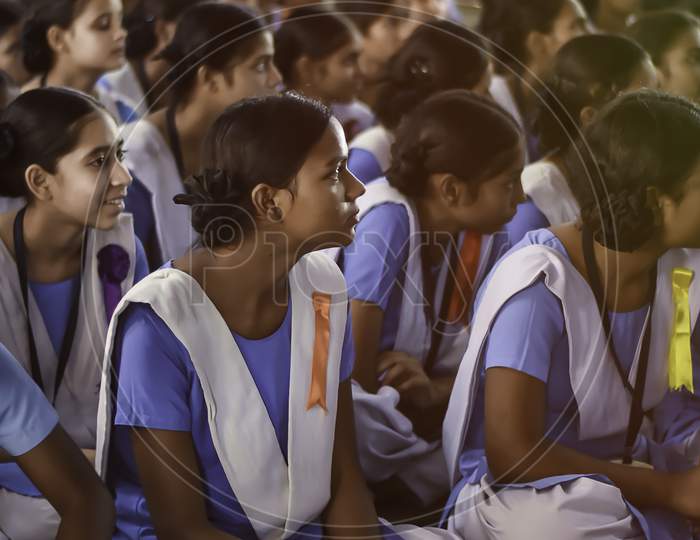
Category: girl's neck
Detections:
[
  {"x1": 170, "y1": 101, "x2": 221, "y2": 178},
  {"x1": 20, "y1": 204, "x2": 85, "y2": 281},
  {"x1": 45, "y1": 61, "x2": 102, "y2": 95}
]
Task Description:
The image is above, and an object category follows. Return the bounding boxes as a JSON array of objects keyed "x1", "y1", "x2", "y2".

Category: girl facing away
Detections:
[
  {"x1": 443, "y1": 90, "x2": 700, "y2": 540},
  {"x1": 0, "y1": 87, "x2": 148, "y2": 539}
]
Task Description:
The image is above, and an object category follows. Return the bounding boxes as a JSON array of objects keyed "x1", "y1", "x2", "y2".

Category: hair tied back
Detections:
[{"x1": 0, "y1": 122, "x2": 16, "y2": 161}]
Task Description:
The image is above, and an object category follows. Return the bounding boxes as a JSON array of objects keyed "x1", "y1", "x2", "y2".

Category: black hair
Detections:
[
  {"x1": 124, "y1": 0, "x2": 205, "y2": 61},
  {"x1": 21, "y1": 0, "x2": 89, "y2": 75},
  {"x1": 158, "y1": 2, "x2": 265, "y2": 105},
  {"x1": 174, "y1": 93, "x2": 332, "y2": 248},
  {"x1": 565, "y1": 90, "x2": 700, "y2": 251},
  {"x1": 0, "y1": 1, "x2": 22, "y2": 38},
  {"x1": 628, "y1": 9, "x2": 700, "y2": 66},
  {"x1": 373, "y1": 20, "x2": 489, "y2": 130},
  {"x1": 387, "y1": 89, "x2": 523, "y2": 198},
  {"x1": 274, "y1": 6, "x2": 358, "y2": 86},
  {"x1": 332, "y1": 0, "x2": 396, "y2": 35},
  {"x1": 536, "y1": 33, "x2": 649, "y2": 155},
  {"x1": 479, "y1": 0, "x2": 570, "y2": 74},
  {"x1": 0, "y1": 87, "x2": 107, "y2": 198}
]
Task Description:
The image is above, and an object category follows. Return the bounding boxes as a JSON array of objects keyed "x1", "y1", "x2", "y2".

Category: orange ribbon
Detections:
[
  {"x1": 306, "y1": 292, "x2": 331, "y2": 412},
  {"x1": 446, "y1": 231, "x2": 482, "y2": 326}
]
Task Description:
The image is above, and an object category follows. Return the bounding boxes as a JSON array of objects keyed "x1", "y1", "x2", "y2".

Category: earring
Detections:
[{"x1": 268, "y1": 206, "x2": 283, "y2": 222}]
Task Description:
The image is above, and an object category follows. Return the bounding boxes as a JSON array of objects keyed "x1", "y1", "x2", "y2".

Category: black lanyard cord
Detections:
[
  {"x1": 13, "y1": 206, "x2": 87, "y2": 404},
  {"x1": 581, "y1": 226, "x2": 656, "y2": 464}
]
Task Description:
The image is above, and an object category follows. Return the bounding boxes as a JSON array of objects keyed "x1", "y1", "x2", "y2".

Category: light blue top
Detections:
[
  {"x1": 0, "y1": 343, "x2": 58, "y2": 457},
  {"x1": 108, "y1": 261, "x2": 356, "y2": 539},
  {"x1": 348, "y1": 147, "x2": 384, "y2": 186}
]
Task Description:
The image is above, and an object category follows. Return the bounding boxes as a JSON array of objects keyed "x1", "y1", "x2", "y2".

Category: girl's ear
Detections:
[
  {"x1": 155, "y1": 19, "x2": 177, "y2": 52},
  {"x1": 433, "y1": 173, "x2": 474, "y2": 207},
  {"x1": 24, "y1": 164, "x2": 54, "y2": 202},
  {"x1": 251, "y1": 183, "x2": 294, "y2": 223},
  {"x1": 46, "y1": 25, "x2": 68, "y2": 55},
  {"x1": 579, "y1": 105, "x2": 598, "y2": 127},
  {"x1": 647, "y1": 185, "x2": 668, "y2": 229}
]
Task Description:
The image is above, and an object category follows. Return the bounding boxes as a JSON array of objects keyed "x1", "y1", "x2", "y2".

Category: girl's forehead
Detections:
[{"x1": 78, "y1": 0, "x2": 122, "y2": 18}]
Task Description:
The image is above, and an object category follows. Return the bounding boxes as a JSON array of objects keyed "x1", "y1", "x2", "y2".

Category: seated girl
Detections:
[
  {"x1": 0, "y1": 87, "x2": 147, "y2": 539},
  {"x1": 506, "y1": 33, "x2": 658, "y2": 244},
  {"x1": 443, "y1": 90, "x2": 700, "y2": 540},
  {"x1": 341, "y1": 90, "x2": 525, "y2": 519}
]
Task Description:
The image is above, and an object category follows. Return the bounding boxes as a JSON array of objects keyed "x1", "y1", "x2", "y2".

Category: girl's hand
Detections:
[
  {"x1": 670, "y1": 467, "x2": 700, "y2": 520},
  {"x1": 377, "y1": 351, "x2": 435, "y2": 409}
]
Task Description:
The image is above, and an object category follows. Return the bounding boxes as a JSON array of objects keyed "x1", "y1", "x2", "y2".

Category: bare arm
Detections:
[
  {"x1": 15, "y1": 425, "x2": 115, "y2": 540},
  {"x1": 350, "y1": 300, "x2": 384, "y2": 393},
  {"x1": 129, "y1": 427, "x2": 240, "y2": 540},
  {"x1": 324, "y1": 380, "x2": 381, "y2": 539},
  {"x1": 484, "y1": 367, "x2": 700, "y2": 518}
]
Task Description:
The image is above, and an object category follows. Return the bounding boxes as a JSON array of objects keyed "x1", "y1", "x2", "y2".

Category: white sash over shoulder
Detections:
[{"x1": 96, "y1": 252, "x2": 347, "y2": 540}]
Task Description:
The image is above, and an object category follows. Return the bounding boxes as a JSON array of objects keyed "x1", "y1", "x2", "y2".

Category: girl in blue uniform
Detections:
[
  {"x1": 122, "y1": 1, "x2": 281, "y2": 267},
  {"x1": 0, "y1": 343, "x2": 114, "y2": 540},
  {"x1": 347, "y1": 19, "x2": 491, "y2": 186},
  {"x1": 506, "y1": 33, "x2": 658, "y2": 244},
  {"x1": 443, "y1": 90, "x2": 700, "y2": 540},
  {"x1": 341, "y1": 90, "x2": 525, "y2": 519},
  {"x1": 0, "y1": 87, "x2": 147, "y2": 539},
  {"x1": 97, "y1": 94, "x2": 411, "y2": 539}
]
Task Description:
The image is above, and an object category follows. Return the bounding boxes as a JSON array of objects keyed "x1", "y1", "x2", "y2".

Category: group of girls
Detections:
[{"x1": 0, "y1": 0, "x2": 699, "y2": 540}]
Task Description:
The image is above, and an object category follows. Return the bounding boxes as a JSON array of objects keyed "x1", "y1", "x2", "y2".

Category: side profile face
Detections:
[
  {"x1": 280, "y1": 117, "x2": 365, "y2": 252},
  {"x1": 313, "y1": 34, "x2": 364, "y2": 104},
  {"x1": 657, "y1": 26, "x2": 700, "y2": 104},
  {"x1": 33, "y1": 112, "x2": 132, "y2": 231},
  {"x1": 57, "y1": 0, "x2": 126, "y2": 74},
  {"x1": 212, "y1": 31, "x2": 282, "y2": 109},
  {"x1": 658, "y1": 158, "x2": 700, "y2": 249},
  {"x1": 532, "y1": 0, "x2": 591, "y2": 73}
]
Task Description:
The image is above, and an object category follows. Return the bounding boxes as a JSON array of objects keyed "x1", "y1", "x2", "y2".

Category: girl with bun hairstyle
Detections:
[
  {"x1": 443, "y1": 91, "x2": 700, "y2": 539},
  {"x1": 348, "y1": 19, "x2": 492, "y2": 186},
  {"x1": 273, "y1": 6, "x2": 367, "y2": 140},
  {"x1": 21, "y1": 0, "x2": 127, "y2": 96},
  {"x1": 94, "y1": 93, "x2": 408, "y2": 539},
  {"x1": 341, "y1": 90, "x2": 524, "y2": 518},
  {"x1": 122, "y1": 1, "x2": 281, "y2": 268},
  {"x1": 96, "y1": 0, "x2": 205, "y2": 123},
  {"x1": 479, "y1": 0, "x2": 591, "y2": 162},
  {"x1": 0, "y1": 87, "x2": 148, "y2": 539},
  {"x1": 506, "y1": 33, "x2": 658, "y2": 244}
]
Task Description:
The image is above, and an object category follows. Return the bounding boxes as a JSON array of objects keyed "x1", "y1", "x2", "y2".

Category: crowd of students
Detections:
[{"x1": 0, "y1": 0, "x2": 699, "y2": 539}]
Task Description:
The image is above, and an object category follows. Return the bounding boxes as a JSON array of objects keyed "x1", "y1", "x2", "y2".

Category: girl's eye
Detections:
[
  {"x1": 92, "y1": 155, "x2": 107, "y2": 167},
  {"x1": 116, "y1": 148, "x2": 127, "y2": 162},
  {"x1": 253, "y1": 58, "x2": 269, "y2": 73},
  {"x1": 94, "y1": 15, "x2": 111, "y2": 31}
]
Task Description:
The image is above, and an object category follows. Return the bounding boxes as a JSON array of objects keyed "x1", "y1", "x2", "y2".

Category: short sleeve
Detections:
[
  {"x1": 0, "y1": 344, "x2": 58, "y2": 456},
  {"x1": 339, "y1": 308, "x2": 355, "y2": 382},
  {"x1": 348, "y1": 148, "x2": 383, "y2": 185},
  {"x1": 483, "y1": 280, "x2": 565, "y2": 383},
  {"x1": 113, "y1": 303, "x2": 192, "y2": 431},
  {"x1": 133, "y1": 237, "x2": 149, "y2": 282},
  {"x1": 505, "y1": 199, "x2": 550, "y2": 246},
  {"x1": 342, "y1": 203, "x2": 410, "y2": 311}
]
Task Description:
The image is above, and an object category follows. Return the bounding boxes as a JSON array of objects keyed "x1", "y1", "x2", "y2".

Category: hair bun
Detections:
[{"x1": 0, "y1": 122, "x2": 16, "y2": 161}]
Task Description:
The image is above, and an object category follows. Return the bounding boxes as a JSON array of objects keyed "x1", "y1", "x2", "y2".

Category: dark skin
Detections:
[
  {"x1": 126, "y1": 119, "x2": 380, "y2": 538},
  {"x1": 2, "y1": 425, "x2": 115, "y2": 539},
  {"x1": 484, "y1": 219, "x2": 700, "y2": 520}
]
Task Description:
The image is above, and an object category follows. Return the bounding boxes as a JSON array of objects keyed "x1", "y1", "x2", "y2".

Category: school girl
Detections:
[
  {"x1": 94, "y1": 93, "x2": 419, "y2": 540},
  {"x1": 0, "y1": 87, "x2": 147, "y2": 539},
  {"x1": 479, "y1": 0, "x2": 591, "y2": 162},
  {"x1": 348, "y1": 20, "x2": 492, "y2": 186},
  {"x1": 333, "y1": 0, "x2": 404, "y2": 111},
  {"x1": 274, "y1": 6, "x2": 368, "y2": 140},
  {"x1": 443, "y1": 90, "x2": 700, "y2": 540},
  {"x1": 96, "y1": 0, "x2": 202, "y2": 123},
  {"x1": 582, "y1": 0, "x2": 641, "y2": 32},
  {"x1": 21, "y1": 0, "x2": 126, "y2": 96},
  {"x1": 0, "y1": 1, "x2": 29, "y2": 87},
  {"x1": 628, "y1": 9, "x2": 700, "y2": 104},
  {"x1": 340, "y1": 90, "x2": 524, "y2": 518},
  {"x1": 122, "y1": 1, "x2": 281, "y2": 267},
  {"x1": 0, "y1": 343, "x2": 114, "y2": 539},
  {"x1": 506, "y1": 34, "x2": 658, "y2": 244}
]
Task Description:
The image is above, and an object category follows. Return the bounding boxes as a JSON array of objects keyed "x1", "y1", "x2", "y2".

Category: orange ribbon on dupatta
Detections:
[
  {"x1": 446, "y1": 231, "x2": 482, "y2": 326},
  {"x1": 306, "y1": 292, "x2": 331, "y2": 412}
]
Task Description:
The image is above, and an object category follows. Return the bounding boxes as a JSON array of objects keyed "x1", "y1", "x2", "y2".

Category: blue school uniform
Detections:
[
  {"x1": 0, "y1": 239, "x2": 148, "y2": 497},
  {"x1": 448, "y1": 228, "x2": 700, "y2": 539},
  {"x1": 348, "y1": 147, "x2": 385, "y2": 186},
  {"x1": 0, "y1": 343, "x2": 58, "y2": 457},
  {"x1": 107, "y1": 262, "x2": 355, "y2": 539}
]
